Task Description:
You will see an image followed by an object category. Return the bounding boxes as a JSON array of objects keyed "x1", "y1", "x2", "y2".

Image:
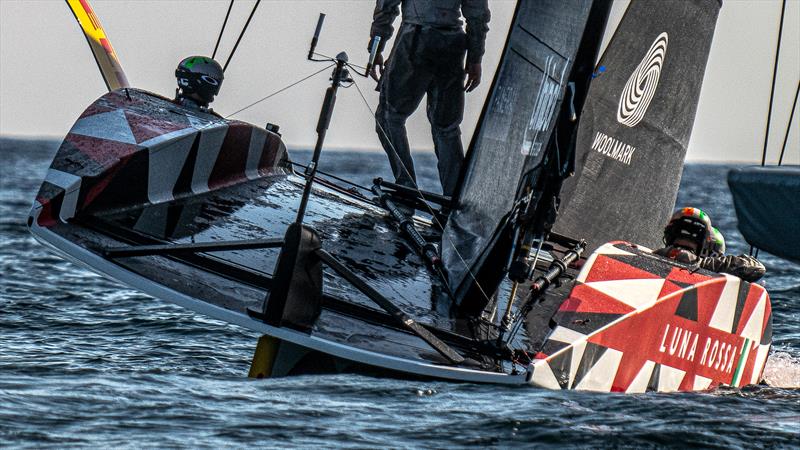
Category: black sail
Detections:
[
  {"x1": 553, "y1": 0, "x2": 722, "y2": 252},
  {"x1": 442, "y1": 0, "x2": 599, "y2": 299}
]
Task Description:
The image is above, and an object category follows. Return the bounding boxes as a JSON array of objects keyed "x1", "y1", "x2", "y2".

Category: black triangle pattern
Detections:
[
  {"x1": 669, "y1": 279, "x2": 695, "y2": 289},
  {"x1": 730, "y1": 281, "x2": 751, "y2": 334},
  {"x1": 551, "y1": 311, "x2": 623, "y2": 335},
  {"x1": 164, "y1": 204, "x2": 187, "y2": 239},
  {"x1": 570, "y1": 342, "x2": 607, "y2": 389},
  {"x1": 85, "y1": 151, "x2": 149, "y2": 212},
  {"x1": 647, "y1": 363, "x2": 661, "y2": 392},
  {"x1": 604, "y1": 254, "x2": 674, "y2": 279},
  {"x1": 172, "y1": 132, "x2": 202, "y2": 197},
  {"x1": 674, "y1": 287, "x2": 698, "y2": 321},
  {"x1": 760, "y1": 310, "x2": 772, "y2": 345},
  {"x1": 541, "y1": 339, "x2": 571, "y2": 357},
  {"x1": 546, "y1": 347, "x2": 573, "y2": 389}
]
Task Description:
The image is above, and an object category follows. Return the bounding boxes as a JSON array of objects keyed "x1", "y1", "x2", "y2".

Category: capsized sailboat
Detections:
[{"x1": 29, "y1": 0, "x2": 773, "y2": 392}]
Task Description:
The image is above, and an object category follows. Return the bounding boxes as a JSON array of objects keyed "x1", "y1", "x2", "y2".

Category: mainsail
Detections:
[
  {"x1": 442, "y1": 0, "x2": 606, "y2": 301},
  {"x1": 554, "y1": 0, "x2": 722, "y2": 252}
]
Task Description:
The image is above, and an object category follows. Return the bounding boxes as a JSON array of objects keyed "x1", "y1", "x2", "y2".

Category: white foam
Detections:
[{"x1": 762, "y1": 350, "x2": 800, "y2": 389}]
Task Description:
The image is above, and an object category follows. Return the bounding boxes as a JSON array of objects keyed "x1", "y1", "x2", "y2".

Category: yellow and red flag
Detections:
[{"x1": 66, "y1": 0, "x2": 129, "y2": 91}]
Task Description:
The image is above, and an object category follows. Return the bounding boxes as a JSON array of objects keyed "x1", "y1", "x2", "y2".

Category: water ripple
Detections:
[{"x1": 1, "y1": 139, "x2": 798, "y2": 447}]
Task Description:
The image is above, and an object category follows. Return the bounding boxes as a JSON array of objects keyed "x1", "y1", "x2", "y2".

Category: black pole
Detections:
[
  {"x1": 308, "y1": 13, "x2": 326, "y2": 60},
  {"x1": 760, "y1": 0, "x2": 787, "y2": 166},
  {"x1": 778, "y1": 80, "x2": 799, "y2": 166},
  {"x1": 371, "y1": 183, "x2": 444, "y2": 271},
  {"x1": 295, "y1": 54, "x2": 348, "y2": 224},
  {"x1": 315, "y1": 249, "x2": 464, "y2": 364},
  {"x1": 222, "y1": 0, "x2": 261, "y2": 73},
  {"x1": 212, "y1": 0, "x2": 234, "y2": 60},
  {"x1": 103, "y1": 238, "x2": 284, "y2": 258}
]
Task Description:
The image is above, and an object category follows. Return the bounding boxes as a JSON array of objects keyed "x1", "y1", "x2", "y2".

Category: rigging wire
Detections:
[
  {"x1": 751, "y1": 0, "x2": 787, "y2": 257},
  {"x1": 760, "y1": 0, "x2": 787, "y2": 167},
  {"x1": 225, "y1": 64, "x2": 334, "y2": 118},
  {"x1": 222, "y1": 0, "x2": 262, "y2": 73},
  {"x1": 350, "y1": 78, "x2": 493, "y2": 307},
  {"x1": 777, "y1": 80, "x2": 799, "y2": 166},
  {"x1": 212, "y1": 0, "x2": 235, "y2": 60},
  {"x1": 288, "y1": 161, "x2": 372, "y2": 193}
]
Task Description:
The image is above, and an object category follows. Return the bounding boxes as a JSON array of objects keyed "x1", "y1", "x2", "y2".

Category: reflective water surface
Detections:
[{"x1": 1, "y1": 138, "x2": 798, "y2": 448}]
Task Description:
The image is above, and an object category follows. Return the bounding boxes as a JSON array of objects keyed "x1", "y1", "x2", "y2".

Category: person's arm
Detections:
[
  {"x1": 369, "y1": 0, "x2": 401, "y2": 53},
  {"x1": 462, "y1": 0, "x2": 490, "y2": 92},
  {"x1": 369, "y1": 0, "x2": 401, "y2": 81},
  {"x1": 700, "y1": 255, "x2": 766, "y2": 282}
]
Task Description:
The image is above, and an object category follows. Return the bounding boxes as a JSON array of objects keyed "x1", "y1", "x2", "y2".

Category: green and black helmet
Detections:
[
  {"x1": 663, "y1": 207, "x2": 713, "y2": 255},
  {"x1": 175, "y1": 56, "x2": 224, "y2": 106},
  {"x1": 702, "y1": 226, "x2": 726, "y2": 257}
]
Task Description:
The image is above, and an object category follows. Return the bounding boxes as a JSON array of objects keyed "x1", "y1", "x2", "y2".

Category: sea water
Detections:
[{"x1": 1, "y1": 137, "x2": 798, "y2": 448}]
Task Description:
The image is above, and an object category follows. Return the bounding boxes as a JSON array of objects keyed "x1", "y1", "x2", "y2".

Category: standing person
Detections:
[{"x1": 369, "y1": 0, "x2": 490, "y2": 199}]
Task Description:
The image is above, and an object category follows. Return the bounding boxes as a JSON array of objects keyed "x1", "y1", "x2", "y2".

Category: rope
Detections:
[
  {"x1": 222, "y1": 0, "x2": 261, "y2": 73},
  {"x1": 225, "y1": 64, "x2": 334, "y2": 118},
  {"x1": 777, "y1": 80, "x2": 799, "y2": 166},
  {"x1": 350, "y1": 78, "x2": 492, "y2": 307},
  {"x1": 288, "y1": 160, "x2": 372, "y2": 193},
  {"x1": 760, "y1": 0, "x2": 787, "y2": 166},
  {"x1": 212, "y1": 0, "x2": 234, "y2": 60}
]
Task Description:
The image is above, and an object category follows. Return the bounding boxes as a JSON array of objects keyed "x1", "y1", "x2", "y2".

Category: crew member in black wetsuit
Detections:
[
  {"x1": 368, "y1": 0, "x2": 490, "y2": 198},
  {"x1": 174, "y1": 56, "x2": 224, "y2": 116},
  {"x1": 654, "y1": 207, "x2": 766, "y2": 282}
]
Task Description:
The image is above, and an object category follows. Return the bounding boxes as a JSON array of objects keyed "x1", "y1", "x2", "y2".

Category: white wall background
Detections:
[{"x1": 1, "y1": 0, "x2": 797, "y2": 163}]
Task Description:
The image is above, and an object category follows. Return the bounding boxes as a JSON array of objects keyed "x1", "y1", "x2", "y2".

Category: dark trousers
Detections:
[{"x1": 375, "y1": 23, "x2": 466, "y2": 198}]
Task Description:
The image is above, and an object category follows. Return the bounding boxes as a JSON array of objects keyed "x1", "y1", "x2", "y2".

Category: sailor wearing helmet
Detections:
[
  {"x1": 655, "y1": 207, "x2": 765, "y2": 282},
  {"x1": 174, "y1": 56, "x2": 224, "y2": 116}
]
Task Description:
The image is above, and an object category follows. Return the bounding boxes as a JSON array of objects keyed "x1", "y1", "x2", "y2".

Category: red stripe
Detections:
[
  {"x1": 208, "y1": 123, "x2": 252, "y2": 190},
  {"x1": 35, "y1": 195, "x2": 58, "y2": 227},
  {"x1": 558, "y1": 284, "x2": 635, "y2": 315},
  {"x1": 666, "y1": 266, "x2": 712, "y2": 286},
  {"x1": 78, "y1": 0, "x2": 99, "y2": 30},
  {"x1": 584, "y1": 254, "x2": 662, "y2": 283}
]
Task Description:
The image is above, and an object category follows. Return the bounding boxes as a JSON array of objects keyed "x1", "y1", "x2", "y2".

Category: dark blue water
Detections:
[{"x1": 2, "y1": 137, "x2": 799, "y2": 448}]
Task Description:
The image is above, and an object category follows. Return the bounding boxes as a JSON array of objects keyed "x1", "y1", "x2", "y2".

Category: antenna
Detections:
[
  {"x1": 308, "y1": 13, "x2": 326, "y2": 60},
  {"x1": 305, "y1": 13, "x2": 380, "y2": 78}
]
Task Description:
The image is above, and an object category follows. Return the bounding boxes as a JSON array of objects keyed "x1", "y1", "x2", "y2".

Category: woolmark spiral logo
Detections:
[{"x1": 617, "y1": 32, "x2": 668, "y2": 127}]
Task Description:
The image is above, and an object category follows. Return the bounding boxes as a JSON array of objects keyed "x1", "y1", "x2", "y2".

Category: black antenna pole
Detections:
[
  {"x1": 295, "y1": 53, "x2": 348, "y2": 224},
  {"x1": 308, "y1": 13, "x2": 326, "y2": 60},
  {"x1": 212, "y1": 0, "x2": 234, "y2": 60},
  {"x1": 222, "y1": 0, "x2": 261, "y2": 72},
  {"x1": 777, "y1": 80, "x2": 799, "y2": 166},
  {"x1": 760, "y1": 0, "x2": 787, "y2": 166}
]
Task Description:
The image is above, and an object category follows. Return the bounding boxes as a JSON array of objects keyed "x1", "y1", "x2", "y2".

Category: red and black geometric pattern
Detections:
[
  {"x1": 530, "y1": 242, "x2": 772, "y2": 392},
  {"x1": 30, "y1": 89, "x2": 288, "y2": 227}
]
